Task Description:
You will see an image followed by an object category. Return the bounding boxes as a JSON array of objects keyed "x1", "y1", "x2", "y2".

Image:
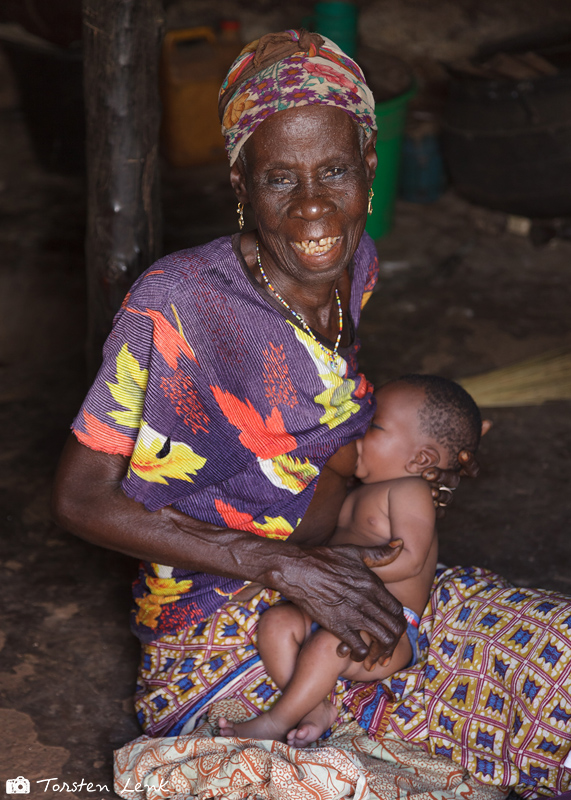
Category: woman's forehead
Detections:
[{"x1": 244, "y1": 105, "x2": 361, "y2": 165}]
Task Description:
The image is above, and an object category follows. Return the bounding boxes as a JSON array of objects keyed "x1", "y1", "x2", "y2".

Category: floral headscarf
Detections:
[{"x1": 218, "y1": 29, "x2": 377, "y2": 165}]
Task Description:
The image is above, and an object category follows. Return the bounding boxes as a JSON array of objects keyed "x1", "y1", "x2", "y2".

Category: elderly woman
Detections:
[{"x1": 53, "y1": 30, "x2": 463, "y2": 739}]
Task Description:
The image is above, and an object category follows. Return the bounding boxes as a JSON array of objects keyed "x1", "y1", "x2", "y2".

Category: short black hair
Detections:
[{"x1": 388, "y1": 374, "x2": 482, "y2": 466}]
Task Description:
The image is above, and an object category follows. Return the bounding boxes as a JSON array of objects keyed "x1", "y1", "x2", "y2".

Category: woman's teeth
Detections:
[{"x1": 295, "y1": 236, "x2": 340, "y2": 255}]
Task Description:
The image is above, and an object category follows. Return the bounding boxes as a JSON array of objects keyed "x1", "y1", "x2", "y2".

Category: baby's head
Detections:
[{"x1": 355, "y1": 374, "x2": 482, "y2": 484}]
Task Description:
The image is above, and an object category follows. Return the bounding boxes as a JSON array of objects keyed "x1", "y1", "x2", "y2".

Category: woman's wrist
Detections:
[{"x1": 166, "y1": 505, "x2": 305, "y2": 587}]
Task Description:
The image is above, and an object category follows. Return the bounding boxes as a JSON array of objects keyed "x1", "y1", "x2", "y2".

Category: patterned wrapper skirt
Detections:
[
  {"x1": 135, "y1": 588, "x2": 363, "y2": 738},
  {"x1": 135, "y1": 567, "x2": 571, "y2": 798}
]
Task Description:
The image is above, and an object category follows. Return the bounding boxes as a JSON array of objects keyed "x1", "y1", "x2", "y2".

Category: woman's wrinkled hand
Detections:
[
  {"x1": 276, "y1": 540, "x2": 406, "y2": 670},
  {"x1": 422, "y1": 419, "x2": 492, "y2": 517},
  {"x1": 422, "y1": 449, "x2": 480, "y2": 518}
]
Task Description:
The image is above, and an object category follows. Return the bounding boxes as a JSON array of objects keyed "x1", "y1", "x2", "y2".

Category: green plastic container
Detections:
[
  {"x1": 314, "y1": 1, "x2": 358, "y2": 58},
  {"x1": 366, "y1": 83, "x2": 417, "y2": 240}
]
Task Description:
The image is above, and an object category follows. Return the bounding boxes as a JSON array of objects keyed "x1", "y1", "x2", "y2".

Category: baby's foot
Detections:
[
  {"x1": 286, "y1": 700, "x2": 337, "y2": 748},
  {"x1": 218, "y1": 716, "x2": 238, "y2": 737},
  {"x1": 218, "y1": 714, "x2": 287, "y2": 742}
]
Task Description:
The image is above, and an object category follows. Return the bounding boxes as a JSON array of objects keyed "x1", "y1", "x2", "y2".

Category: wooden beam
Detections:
[{"x1": 83, "y1": 0, "x2": 164, "y2": 376}]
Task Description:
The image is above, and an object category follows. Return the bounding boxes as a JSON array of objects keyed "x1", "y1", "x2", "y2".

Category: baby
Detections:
[{"x1": 219, "y1": 374, "x2": 486, "y2": 746}]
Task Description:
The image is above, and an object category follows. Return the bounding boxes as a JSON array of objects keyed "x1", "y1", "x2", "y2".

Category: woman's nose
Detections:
[{"x1": 289, "y1": 186, "x2": 336, "y2": 220}]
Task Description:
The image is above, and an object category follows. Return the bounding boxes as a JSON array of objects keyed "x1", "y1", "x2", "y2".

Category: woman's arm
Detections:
[{"x1": 52, "y1": 435, "x2": 405, "y2": 663}]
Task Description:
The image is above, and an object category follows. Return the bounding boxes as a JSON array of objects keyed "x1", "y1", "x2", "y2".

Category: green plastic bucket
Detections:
[
  {"x1": 366, "y1": 83, "x2": 417, "y2": 240},
  {"x1": 314, "y1": 1, "x2": 358, "y2": 58}
]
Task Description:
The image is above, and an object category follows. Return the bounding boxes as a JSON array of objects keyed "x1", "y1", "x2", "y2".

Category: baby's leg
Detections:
[
  {"x1": 286, "y1": 630, "x2": 413, "y2": 747},
  {"x1": 271, "y1": 627, "x2": 353, "y2": 746},
  {"x1": 258, "y1": 602, "x2": 312, "y2": 689},
  {"x1": 218, "y1": 603, "x2": 312, "y2": 740},
  {"x1": 340, "y1": 631, "x2": 412, "y2": 682},
  {"x1": 219, "y1": 621, "x2": 350, "y2": 743}
]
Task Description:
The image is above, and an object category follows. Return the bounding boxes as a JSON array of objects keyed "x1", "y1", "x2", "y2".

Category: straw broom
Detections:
[{"x1": 457, "y1": 348, "x2": 571, "y2": 407}]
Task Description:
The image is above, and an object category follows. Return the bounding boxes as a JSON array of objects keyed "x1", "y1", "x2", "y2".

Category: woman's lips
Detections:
[{"x1": 294, "y1": 236, "x2": 340, "y2": 256}]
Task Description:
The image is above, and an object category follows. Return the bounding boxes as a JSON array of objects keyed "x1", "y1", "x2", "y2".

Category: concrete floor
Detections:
[{"x1": 1, "y1": 100, "x2": 570, "y2": 798}]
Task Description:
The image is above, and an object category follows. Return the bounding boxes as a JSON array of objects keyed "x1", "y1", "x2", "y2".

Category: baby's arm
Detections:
[
  {"x1": 334, "y1": 479, "x2": 436, "y2": 585},
  {"x1": 369, "y1": 479, "x2": 436, "y2": 584}
]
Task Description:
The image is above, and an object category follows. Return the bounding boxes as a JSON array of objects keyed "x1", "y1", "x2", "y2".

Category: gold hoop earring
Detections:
[
  {"x1": 237, "y1": 202, "x2": 245, "y2": 230},
  {"x1": 367, "y1": 188, "x2": 374, "y2": 216}
]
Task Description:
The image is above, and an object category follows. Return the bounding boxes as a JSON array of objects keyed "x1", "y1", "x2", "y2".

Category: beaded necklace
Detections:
[{"x1": 255, "y1": 239, "x2": 343, "y2": 365}]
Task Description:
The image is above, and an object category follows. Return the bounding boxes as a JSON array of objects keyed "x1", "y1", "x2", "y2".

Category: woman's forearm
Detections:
[
  {"x1": 52, "y1": 435, "x2": 405, "y2": 661},
  {"x1": 51, "y1": 435, "x2": 309, "y2": 587}
]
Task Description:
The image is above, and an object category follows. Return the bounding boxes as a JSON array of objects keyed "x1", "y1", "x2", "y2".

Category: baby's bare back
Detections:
[{"x1": 331, "y1": 478, "x2": 437, "y2": 619}]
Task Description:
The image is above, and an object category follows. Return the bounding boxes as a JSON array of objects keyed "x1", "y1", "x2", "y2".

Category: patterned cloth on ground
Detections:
[
  {"x1": 114, "y1": 701, "x2": 506, "y2": 800},
  {"x1": 71, "y1": 233, "x2": 378, "y2": 643}
]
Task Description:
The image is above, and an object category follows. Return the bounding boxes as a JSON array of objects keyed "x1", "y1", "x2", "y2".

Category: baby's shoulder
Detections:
[
  {"x1": 390, "y1": 475, "x2": 431, "y2": 490},
  {"x1": 351, "y1": 479, "x2": 391, "y2": 503},
  {"x1": 387, "y1": 476, "x2": 434, "y2": 504}
]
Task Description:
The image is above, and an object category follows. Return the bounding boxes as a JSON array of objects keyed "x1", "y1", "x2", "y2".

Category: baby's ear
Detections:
[
  {"x1": 481, "y1": 419, "x2": 493, "y2": 436},
  {"x1": 405, "y1": 446, "x2": 440, "y2": 474}
]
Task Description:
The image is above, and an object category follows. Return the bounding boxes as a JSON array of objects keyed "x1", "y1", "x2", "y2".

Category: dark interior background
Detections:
[{"x1": 1, "y1": 1, "x2": 570, "y2": 796}]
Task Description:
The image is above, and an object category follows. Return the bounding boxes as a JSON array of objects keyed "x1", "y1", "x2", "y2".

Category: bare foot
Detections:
[
  {"x1": 286, "y1": 700, "x2": 337, "y2": 748},
  {"x1": 218, "y1": 714, "x2": 287, "y2": 742}
]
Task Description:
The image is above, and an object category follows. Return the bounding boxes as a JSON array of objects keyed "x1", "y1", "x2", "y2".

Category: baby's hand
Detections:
[{"x1": 360, "y1": 538, "x2": 403, "y2": 569}]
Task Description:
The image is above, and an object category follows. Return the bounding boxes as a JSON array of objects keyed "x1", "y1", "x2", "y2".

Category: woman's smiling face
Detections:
[{"x1": 230, "y1": 105, "x2": 377, "y2": 287}]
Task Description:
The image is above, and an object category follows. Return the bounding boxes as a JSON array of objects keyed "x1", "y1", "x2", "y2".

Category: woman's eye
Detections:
[
  {"x1": 268, "y1": 174, "x2": 293, "y2": 186},
  {"x1": 324, "y1": 167, "x2": 346, "y2": 178}
]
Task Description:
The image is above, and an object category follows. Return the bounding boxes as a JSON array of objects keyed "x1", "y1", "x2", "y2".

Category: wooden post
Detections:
[{"x1": 83, "y1": 0, "x2": 164, "y2": 376}]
